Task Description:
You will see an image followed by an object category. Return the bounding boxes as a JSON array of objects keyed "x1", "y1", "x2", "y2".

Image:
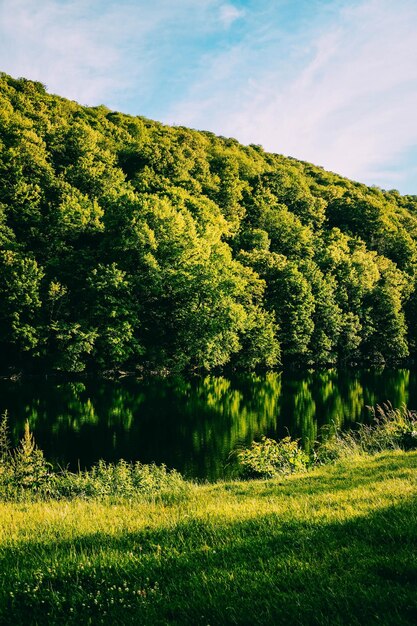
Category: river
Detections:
[{"x1": 0, "y1": 368, "x2": 414, "y2": 480}]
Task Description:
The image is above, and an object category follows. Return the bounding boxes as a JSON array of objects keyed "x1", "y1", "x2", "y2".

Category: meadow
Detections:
[{"x1": 1, "y1": 449, "x2": 417, "y2": 625}]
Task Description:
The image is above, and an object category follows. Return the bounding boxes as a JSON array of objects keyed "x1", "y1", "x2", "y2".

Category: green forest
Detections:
[{"x1": 1, "y1": 72, "x2": 417, "y2": 374}]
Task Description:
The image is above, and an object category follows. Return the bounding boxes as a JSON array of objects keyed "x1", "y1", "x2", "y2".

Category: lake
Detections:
[{"x1": 1, "y1": 368, "x2": 415, "y2": 480}]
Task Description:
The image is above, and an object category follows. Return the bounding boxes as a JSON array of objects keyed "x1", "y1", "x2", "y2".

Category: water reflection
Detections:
[{"x1": 0, "y1": 368, "x2": 414, "y2": 480}]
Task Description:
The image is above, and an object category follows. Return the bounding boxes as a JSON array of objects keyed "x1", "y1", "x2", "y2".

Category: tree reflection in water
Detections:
[{"x1": 0, "y1": 368, "x2": 412, "y2": 479}]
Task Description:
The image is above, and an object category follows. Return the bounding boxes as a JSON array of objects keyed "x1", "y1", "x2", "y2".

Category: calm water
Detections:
[{"x1": 1, "y1": 368, "x2": 415, "y2": 480}]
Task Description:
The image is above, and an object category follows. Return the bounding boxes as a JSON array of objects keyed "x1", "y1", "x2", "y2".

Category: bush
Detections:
[
  {"x1": 11, "y1": 420, "x2": 51, "y2": 491},
  {"x1": 51, "y1": 459, "x2": 188, "y2": 500},
  {"x1": 367, "y1": 403, "x2": 417, "y2": 451},
  {"x1": 0, "y1": 411, "x2": 10, "y2": 463},
  {"x1": 0, "y1": 413, "x2": 188, "y2": 501},
  {"x1": 316, "y1": 403, "x2": 417, "y2": 464},
  {"x1": 0, "y1": 412, "x2": 12, "y2": 495},
  {"x1": 238, "y1": 436, "x2": 310, "y2": 478}
]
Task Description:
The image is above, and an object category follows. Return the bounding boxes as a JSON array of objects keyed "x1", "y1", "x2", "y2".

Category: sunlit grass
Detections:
[{"x1": 1, "y1": 450, "x2": 417, "y2": 625}]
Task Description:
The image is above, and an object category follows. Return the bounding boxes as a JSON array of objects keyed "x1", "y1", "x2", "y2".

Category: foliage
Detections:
[
  {"x1": 50, "y1": 459, "x2": 188, "y2": 501},
  {"x1": 1, "y1": 72, "x2": 417, "y2": 372},
  {"x1": 316, "y1": 403, "x2": 417, "y2": 463},
  {"x1": 238, "y1": 402, "x2": 417, "y2": 472},
  {"x1": 0, "y1": 414, "x2": 187, "y2": 501},
  {"x1": 237, "y1": 435, "x2": 309, "y2": 478},
  {"x1": 0, "y1": 412, "x2": 10, "y2": 464},
  {"x1": 11, "y1": 420, "x2": 50, "y2": 492},
  {"x1": 358, "y1": 403, "x2": 417, "y2": 451},
  {"x1": 0, "y1": 412, "x2": 12, "y2": 489},
  {"x1": 2, "y1": 401, "x2": 417, "y2": 503}
]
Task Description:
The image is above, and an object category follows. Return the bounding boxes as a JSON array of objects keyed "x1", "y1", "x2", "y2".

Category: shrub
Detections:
[
  {"x1": 367, "y1": 403, "x2": 417, "y2": 451},
  {"x1": 316, "y1": 403, "x2": 417, "y2": 463},
  {"x1": 52, "y1": 460, "x2": 188, "y2": 500},
  {"x1": 0, "y1": 412, "x2": 13, "y2": 494},
  {"x1": 238, "y1": 436, "x2": 310, "y2": 478},
  {"x1": 0, "y1": 411, "x2": 10, "y2": 463},
  {"x1": 0, "y1": 412, "x2": 188, "y2": 501},
  {"x1": 11, "y1": 420, "x2": 51, "y2": 492},
  {"x1": 314, "y1": 427, "x2": 360, "y2": 464}
]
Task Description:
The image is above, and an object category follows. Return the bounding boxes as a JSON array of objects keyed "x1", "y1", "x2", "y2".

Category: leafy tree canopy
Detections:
[{"x1": 1, "y1": 72, "x2": 417, "y2": 372}]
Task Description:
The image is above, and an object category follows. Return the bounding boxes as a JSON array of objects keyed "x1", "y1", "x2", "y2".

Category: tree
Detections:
[
  {"x1": 0, "y1": 250, "x2": 44, "y2": 365},
  {"x1": 239, "y1": 250, "x2": 314, "y2": 362}
]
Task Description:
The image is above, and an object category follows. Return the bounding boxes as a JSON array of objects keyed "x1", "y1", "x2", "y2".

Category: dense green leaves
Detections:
[
  {"x1": 0, "y1": 250, "x2": 43, "y2": 357},
  {"x1": 0, "y1": 72, "x2": 417, "y2": 372}
]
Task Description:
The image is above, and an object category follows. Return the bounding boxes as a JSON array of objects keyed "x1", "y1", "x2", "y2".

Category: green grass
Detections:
[{"x1": 1, "y1": 450, "x2": 417, "y2": 625}]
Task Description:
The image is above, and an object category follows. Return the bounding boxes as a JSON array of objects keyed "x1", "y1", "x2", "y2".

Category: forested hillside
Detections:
[{"x1": 1, "y1": 72, "x2": 417, "y2": 373}]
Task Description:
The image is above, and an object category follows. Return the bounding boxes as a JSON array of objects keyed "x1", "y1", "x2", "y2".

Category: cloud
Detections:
[
  {"x1": 219, "y1": 4, "x2": 245, "y2": 28},
  {"x1": 0, "y1": 0, "x2": 127, "y2": 105},
  {"x1": 1, "y1": 0, "x2": 416, "y2": 192},
  {"x1": 0, "y1": 0, "x2": 222, "y2": 108},
  {"x1": 166, "y1": 0, "x2": 417, "y2": 192}
]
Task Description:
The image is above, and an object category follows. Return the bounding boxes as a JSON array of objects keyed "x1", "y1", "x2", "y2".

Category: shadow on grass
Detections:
[{"x1": 1, "y1": 489, "x2": 417, "y2": 625}]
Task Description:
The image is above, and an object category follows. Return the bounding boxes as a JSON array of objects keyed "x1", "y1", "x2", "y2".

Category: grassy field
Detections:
[{"x1": 1, "y1": 450, "x2": 417, "y2": 625}]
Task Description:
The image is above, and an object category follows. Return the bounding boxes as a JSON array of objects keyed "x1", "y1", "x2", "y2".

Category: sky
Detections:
[{"x1": 0, "y1": 0, "x2": 417, "y2": 194}]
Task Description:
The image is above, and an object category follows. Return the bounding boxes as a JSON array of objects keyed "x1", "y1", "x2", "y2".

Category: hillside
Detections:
[{"x1": 1, "y1": 72, "x2": 417, "y2": 373}]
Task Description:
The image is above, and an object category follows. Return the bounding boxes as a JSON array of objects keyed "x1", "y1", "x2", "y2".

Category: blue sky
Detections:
[{"x1": 1, "y1": 0, "x2": 417, "y2": 194}]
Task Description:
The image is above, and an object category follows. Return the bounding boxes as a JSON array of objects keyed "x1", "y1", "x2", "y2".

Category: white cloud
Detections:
[
  {"x1": 0, "y1": 0, "x2": 221, "y2": 107},
  {"x1": 219, "y1": 4, "x2": 245, "y2": 28},
  {"x1": 167, "y1": 0, "x2": 417, "y2": 192},
  {"x1": 1, "y1": 0, "x2": 416, "y2": 191},
  {"x1": 0, "y1": 0, "x2": 127, "y2": 104}
]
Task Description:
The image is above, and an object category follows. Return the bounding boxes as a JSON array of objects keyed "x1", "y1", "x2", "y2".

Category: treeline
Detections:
[{"x1": 1, "y1": 72, "x2": 417, "y2": 373}]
